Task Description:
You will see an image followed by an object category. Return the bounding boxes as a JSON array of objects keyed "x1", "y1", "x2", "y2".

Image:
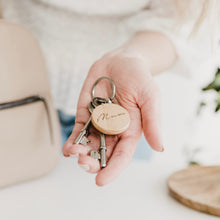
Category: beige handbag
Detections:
[{"x1": 0, "y1": 20, "x2": 61, "y2": 188}]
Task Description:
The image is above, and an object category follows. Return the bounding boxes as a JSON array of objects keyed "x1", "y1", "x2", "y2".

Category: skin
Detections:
[{"x1": 62, "y1": 31, "x2": 177, "y2": 186}]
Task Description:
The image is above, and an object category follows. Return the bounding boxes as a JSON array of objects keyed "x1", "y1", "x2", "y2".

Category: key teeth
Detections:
[
  {"x1": 81, "y1": 136, "x2": 90, "y2": 145},
  {"x1": 74, "y1": 134, "x2": 90, "y2": 145},
  {"x1": 90, "y1": 150, "x2": 101, "y2": 160}
]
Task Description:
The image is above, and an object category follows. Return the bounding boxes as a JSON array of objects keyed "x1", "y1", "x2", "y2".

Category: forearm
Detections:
[{"x1": 118, "y1": 31, "x2": 178, "y2": 75}]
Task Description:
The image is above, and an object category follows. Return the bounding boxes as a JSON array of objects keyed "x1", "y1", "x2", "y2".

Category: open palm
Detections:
[{"x1": 62, "y1": 53, "x2": 163, "y2": 186}]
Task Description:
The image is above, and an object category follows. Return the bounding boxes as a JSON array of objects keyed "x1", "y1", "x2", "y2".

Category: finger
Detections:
[
  {"x1": 95, "y1": 135, "x2": 139, "y2": 186},
  {"x1": 78, "y1": 155, "x2": 100, "y2": 173},
  {"x1": 68, "y1": 145, "x2": 90, "y2": 157},
  {"x1": 139, "y1": 83, "x2": 163, "y2": 152}
]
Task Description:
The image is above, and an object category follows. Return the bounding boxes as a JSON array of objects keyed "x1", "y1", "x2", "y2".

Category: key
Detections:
[
  {"x1": 90, "y1": 98, "x2": 109, "y2": 167},
  {"x1": 89, "y1": 133, "x2": 107, "y2": 168},
  {"x1": 99, "y1": 133, "x2": 107, "y2": 168},
  {"x1": 74, "y1": 101, "x2": 96, "y2": 145},
  {"x1": 74, "y1": 97, "x2": 108, "y2": 145},
  {"x1": 90, "y1": 150, "x2": 100, "y2": 160},
  {"x1": 74, "y1": 116, "x2": 91, "y2": 145}
]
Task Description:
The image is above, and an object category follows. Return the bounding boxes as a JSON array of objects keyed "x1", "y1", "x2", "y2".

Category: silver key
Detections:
[
  {"x1": 90, "y1": 150, "x2": 100, "y2": 160},
  {"x1": 74, "y1": 116, "x2": 91, "y2": 145},
  {"x1": 90, "y1": 98, "x2": 109, "y2": 168},
  {"x1": 74, "y1": 101, "x2": 96, "y2": 145},
  {"x1": 74, "y1": 97, "x2": 107, "y2": 145},
  {"x1": 74, "y1": 96, "x2": 108, "y2": 168},
  {"x1": 99, "y1": 133, "x2": 107, "y2": 168},
  {"x1": 89, "y1": 133, "x2": 107, "y2": 168}
]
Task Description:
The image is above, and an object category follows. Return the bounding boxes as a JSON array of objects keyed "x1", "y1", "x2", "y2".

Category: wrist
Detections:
[
  {"x1": 103, "y1": 47, "x2": 150, "y2": 70},
  {"x1": 108, "y1": 31, "x2": 177, "y2": 75},
  {"x1": 105, "y1": 47, "x2": 146, "y2": 62}
]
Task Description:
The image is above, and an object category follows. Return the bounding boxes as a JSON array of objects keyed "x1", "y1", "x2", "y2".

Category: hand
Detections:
[{"x1": 62, "y1": 51, "x2": 164, "y2": 186}]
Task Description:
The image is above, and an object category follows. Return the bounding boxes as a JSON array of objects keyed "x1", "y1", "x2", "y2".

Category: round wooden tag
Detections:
[{"x1": 91, "y1": 103, "x2": 130, "y2": 135}]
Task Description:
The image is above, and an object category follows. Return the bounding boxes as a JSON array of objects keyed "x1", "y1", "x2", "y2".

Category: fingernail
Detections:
[
  {"x1": 69, "y1": 153, "x2": 79, "y2": 158},
  {"x1": 160, "y1": 146, "x2": 164, "y2": 152},
  {"x1": 79, "y1": 164, "x2": 90, "y2": 171}
]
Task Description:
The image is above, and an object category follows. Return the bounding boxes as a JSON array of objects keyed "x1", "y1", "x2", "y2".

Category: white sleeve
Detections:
[{"x1": 120, "y1": 0, "x2": 220, "y2": 76}]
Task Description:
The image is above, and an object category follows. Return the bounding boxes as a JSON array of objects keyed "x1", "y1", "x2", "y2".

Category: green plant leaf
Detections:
[
  {"x1": 203, "y1": 68, "x2": 220, "y2": 92},
  {"x1": 202, "y1": 68, "x2": 220, "y2": 113},
  {"x1": 215, "y1": 92, "x2": 220, "y2": 112}
]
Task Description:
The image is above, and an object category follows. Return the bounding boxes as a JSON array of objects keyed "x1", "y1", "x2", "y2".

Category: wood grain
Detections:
[
  {"x1": 91, "y1": 103, "x2": 130, "y2": 135},
  {"x1": 168, "y1": 166, "x2": 220, "y2": 217}
]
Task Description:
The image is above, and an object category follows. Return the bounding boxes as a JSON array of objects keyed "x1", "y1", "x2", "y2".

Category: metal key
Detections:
[
  {"x1": 89, "y1": 98, "x2": 110, "y2": 168},
  {"x1": 99, "y1": 133, "x2": 107, "y2": 168},
  {"x1": 90, "y1": 149, "x2": 100, "y2": 160},
  {"x1": 89, "y1": 133, "x2": 107, "y2": 168},
  {"x1": 74, "y1": 114, "x2": 92, "y2": 145},
  {"x1": 74, "y1": 101, "x2": 96, "y2": 145},
  {"x1": 74, "y1": 97, "x2": 107, "y2": 145},
  {"x1": 89, "y1": 97, "x2": 110, "y2": 168}
]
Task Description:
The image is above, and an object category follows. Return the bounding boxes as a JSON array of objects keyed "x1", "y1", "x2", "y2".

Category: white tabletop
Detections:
[{"x1": 0, "y1": 148, "x2": 218, "y2": 220}]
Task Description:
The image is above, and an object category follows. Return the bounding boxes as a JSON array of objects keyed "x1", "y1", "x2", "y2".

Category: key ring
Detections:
[{"x1": 91, "y1": 76, "x2": 116, "y2": 101}]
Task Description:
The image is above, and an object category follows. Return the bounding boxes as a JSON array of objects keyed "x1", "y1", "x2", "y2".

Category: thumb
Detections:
[{"x1": 139, "y1": 83, "x2": 164, "y2": 152}]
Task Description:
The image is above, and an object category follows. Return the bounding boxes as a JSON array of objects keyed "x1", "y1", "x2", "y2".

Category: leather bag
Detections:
[{"x1": 0, "y1": 20, "x2": 61, "y2": 188}]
